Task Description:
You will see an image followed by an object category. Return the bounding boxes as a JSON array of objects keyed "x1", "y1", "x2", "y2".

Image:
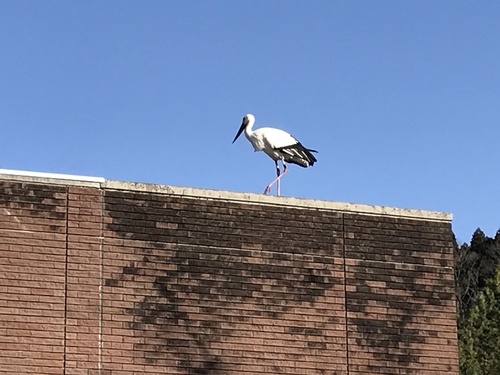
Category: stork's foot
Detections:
[{"x1": 263, "y1": 185, "x2": 280, "y2": 196}]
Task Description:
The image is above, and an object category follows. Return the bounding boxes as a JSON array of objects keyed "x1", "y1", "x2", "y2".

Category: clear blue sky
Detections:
[{"x1": 1, "y1": 2, "x2": 499, "y2": 243}]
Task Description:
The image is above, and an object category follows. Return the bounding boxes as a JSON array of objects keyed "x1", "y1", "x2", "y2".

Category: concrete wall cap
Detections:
[{"x1": 0, "y1": 169, "x2": 452, "y2": 222}]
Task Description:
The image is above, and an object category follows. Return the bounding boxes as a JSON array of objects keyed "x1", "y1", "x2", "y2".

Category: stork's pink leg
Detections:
[
  {"x1": 276, "y1": 161, "x2": 281, "y2": 196},
  {"x1": 264, "y1": 161, "x2": 279, "y2": 195},
  {"x1": 263, "y1": 162, "x2": 288, "y2": 196}
]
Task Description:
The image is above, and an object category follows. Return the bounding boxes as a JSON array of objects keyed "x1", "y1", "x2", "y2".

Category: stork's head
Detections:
[
  {"x1": 243, "y1": 113, "x2": 254, "y2": 124},
  {"x1": 232, "y1": 113, "x2": 255, "y2": 143}
]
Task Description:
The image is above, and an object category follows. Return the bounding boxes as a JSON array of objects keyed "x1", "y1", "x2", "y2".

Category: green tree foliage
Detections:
[
  {"x1": 459, "y1": 267, "x2": 500, "y2": 374},
  {"x1": 455, "y1": 229, "x2": 500, "y2": 318}
]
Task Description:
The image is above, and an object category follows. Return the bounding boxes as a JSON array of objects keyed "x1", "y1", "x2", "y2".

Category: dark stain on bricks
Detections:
[
  {"x1": 0, "y1": 181, "x2": 67, "y2": 219},
  {"x1": 123, "y1": 266, "x2": 139, "y2": 275},
  {"x1": 344, "y1": 213, "x2": 455, "y2": 373},
  {"x1": 104, "y1": 191, "x2": 343, "y2": 375}
]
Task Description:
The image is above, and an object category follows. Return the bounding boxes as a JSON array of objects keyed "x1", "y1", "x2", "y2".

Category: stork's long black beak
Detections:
[{"x1": 232, "y1": 120, "x2": 246, "y2": 143}]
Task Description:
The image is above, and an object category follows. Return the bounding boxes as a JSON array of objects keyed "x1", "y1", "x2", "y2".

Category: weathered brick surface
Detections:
[
  {"x1": 344, "y1": 214, "x2": 459, "y2": 374},
  {"x1": 102, "y1": 191, "x2": 346, "y2": 374},
  {"x1": 0, "y1": 177, "x2": 459, "y2": 374},
  {"x1": 0, "y1": 181, "x2": 67, "y2": 374},
  {"x1": 65, "y1": 186, "x2": 103, "y2": 374}
]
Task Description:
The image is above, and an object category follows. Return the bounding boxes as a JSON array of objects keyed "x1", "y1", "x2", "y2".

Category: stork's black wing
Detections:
[{"x1": 275, "y1": 142, "x2": 317, "y2": 167}]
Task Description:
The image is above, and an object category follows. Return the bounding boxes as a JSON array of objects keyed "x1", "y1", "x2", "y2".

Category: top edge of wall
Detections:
[
  {"x1": 0, "y1": 169, "x2": 452, "y2": 222},
  {"x1": 0, "y1": 168, "x2": 105, "y2": 186}
]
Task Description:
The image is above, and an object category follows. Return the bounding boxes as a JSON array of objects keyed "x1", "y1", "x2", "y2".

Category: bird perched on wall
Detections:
[{"x1": 232, "y1": 114, "x2": 317, "y2": 196}]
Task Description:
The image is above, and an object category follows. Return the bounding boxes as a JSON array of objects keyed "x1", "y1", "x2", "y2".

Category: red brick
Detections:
[{"x1": 0, "y1": 178, "x2": 459, "y2": 374}]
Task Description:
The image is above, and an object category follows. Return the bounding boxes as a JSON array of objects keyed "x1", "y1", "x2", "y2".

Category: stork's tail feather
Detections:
[{"x1": 275, "y1": 142, "x2": 318, "y2": 168}]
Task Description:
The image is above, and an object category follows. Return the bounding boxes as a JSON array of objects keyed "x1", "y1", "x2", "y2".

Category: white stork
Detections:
[{"x1": 232, "y1": 114, "x2": 317, "y2": 196}]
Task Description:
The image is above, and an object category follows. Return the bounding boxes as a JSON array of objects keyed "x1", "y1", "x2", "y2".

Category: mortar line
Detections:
[
  {"x1": 62, "y1": 187, "x2": 69, "y2": 375},
  {"x1": 98, "y1": 188, "x2": 104, "y2": 374},
  {"x1": 342, "y1": 213, "x2": 350, "y2": 375}
]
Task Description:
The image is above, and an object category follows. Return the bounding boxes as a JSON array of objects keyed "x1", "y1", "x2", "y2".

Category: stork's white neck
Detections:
[{"x1": 244, "y1": 114, "x2": 255, "y2": 138}]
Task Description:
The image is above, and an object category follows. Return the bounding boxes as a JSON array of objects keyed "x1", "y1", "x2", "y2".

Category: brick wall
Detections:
[
  {"x1": 0, "y1": 181, "x2": 67, "y2": 374},
  {"x1": 0, "y1": 172, "x2": 459, "y2": 374}
]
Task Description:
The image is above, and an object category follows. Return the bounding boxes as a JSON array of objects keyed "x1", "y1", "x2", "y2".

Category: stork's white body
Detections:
[
  {"x1": 244, "y1": 126, "x2": 299, "y2": 161},
  {"x1": 232, "y1": 114, "x2": 317, "y2": 196}
]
